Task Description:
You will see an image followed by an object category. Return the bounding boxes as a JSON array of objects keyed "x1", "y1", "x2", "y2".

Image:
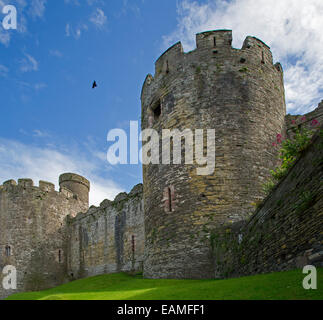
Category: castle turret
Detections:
[
  {"x1": 141, "y1": 30, "x2": 286, "y2": 279},
  {"x1": 59, "y1": 173, "x2": 90, "y2": 207},
  {"x1": 0, "y1": 174, "x2": 89, "y2": 299}
]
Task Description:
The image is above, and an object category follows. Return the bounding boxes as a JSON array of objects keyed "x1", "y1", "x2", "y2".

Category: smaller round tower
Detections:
[
  {"x1": 59, "y1": 173, "x2": 90, "y2": 206},
  {"x1": 0, "y1": 173, "x2": 90, "y2": 298}
]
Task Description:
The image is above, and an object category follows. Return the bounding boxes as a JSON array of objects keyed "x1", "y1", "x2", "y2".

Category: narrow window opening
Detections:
[
  {"x1": 164, "y1": 186, "x2": 175, "y2": 212},
  {"x1": 261, "y1": 51, "x2": 265, "y2": 64},
  {"x1": 5, "y1": 245, "x2": 11, "y2": 257},
  {"x1": 168, "y1": 187, "x2": 172, "y2": 212},
  {"x1": 153, "y1": 101, "x2": 161, "y2": 120},
  {"x1": 213, "y1": 37, "x2": 216, "y2": 47},
  {"x1": 58, "y1": 250, "x2": 62, "y2": 263},
  {"x1": 166, "y1": 60, "x2": 169, "y2": 74},
  {"x1": 131, "y1": 235, "x2": 135, "y2": 254}
]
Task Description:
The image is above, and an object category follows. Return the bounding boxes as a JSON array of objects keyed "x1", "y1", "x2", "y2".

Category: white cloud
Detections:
[
  {"x1": 49, "y1": 49, "x2": 63, "y2": 58},
  {"x1": 34, "y1": 82, "x2": 47, "y2": 90},
  {"x1": 32, "y1": 130, "x2": 50, "y2": 138},
  {"x1": 65, "y1": 23, "x2": 88, "y2": 39},
  {"x1": 64, "y1": 0, "x2": 80, "y2": 5},
  {"x1": 65, "y1": 23, "x2": 71, "y2": 37},
  {"x1": 89, "y1": 8, "x2": 107, "y2": 28},
  {"x1": 87, "y1": 0, "x2": 105, "y2": 6},
  {"x1": 116, "y1": 0, "x2": 141, "y2": 18},
  {"x1": 0, "y1": 30, "x2": 10, "y2": 46},
  {"x1": 0, "y1": 138, "x2": 123, "y2": 206},
  {"x1": 64, "y1": 0, "x2": 104, "y2": 5},
  {"x1": 15, "y1": 80, "x2": 46, "y2": 91},
  {"x1": 163, "y1": 0, "x2": 323, "y2": 115},
  {"x1": 29, "y1": 0, "x2": 47, "y2": 19},
  {"x1": 19, "y1": 53, "x2": 38, "y2": 72},
  {"x1": 0, "y1": 64, "x2": 9, "y2": 77}
]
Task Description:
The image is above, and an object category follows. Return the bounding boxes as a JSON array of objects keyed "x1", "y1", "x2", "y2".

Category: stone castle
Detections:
[{"x1": 1, "y1": 30, "x2": 322, "y2": 298}]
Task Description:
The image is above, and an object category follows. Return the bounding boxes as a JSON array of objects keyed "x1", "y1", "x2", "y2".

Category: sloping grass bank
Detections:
[{"x1": 6, "y1": 268, "x2": 322, "y2": 300}]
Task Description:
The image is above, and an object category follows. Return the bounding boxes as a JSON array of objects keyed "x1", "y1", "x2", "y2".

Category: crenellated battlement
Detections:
[
  {"x1": 18, "y1": 178, "x2": 34, "y2": 187},
  {"x1": 39, "y1": 180, "x2": 55, "y2": 192},
  {"x1": 70, "y1": 183, "x2": 143, "y2": 221},
  {"x1": 154, "y1": 41, "x2": 184, "y2": 77},
  {"x1": 196, "y1": 29, "x2": 233, "y2": 49},
  {"x1": 153, "y1": 30, "x2": 275, "y2": 74},
  {"x1": 241, "y1": 36, "x2": 273, "y2": 65},
  {"x1": 142, "y1": 30, "x2": 279, "y2": 104},
  {"x1": 1, "y1": 178, "x2": 56, "y2": 192},
  {"x1": 0, "y1": 178, "x2": 84, "y2": 206},
  {"x1": 0, "y1": 173, "x2": 90, "y2": 206}
]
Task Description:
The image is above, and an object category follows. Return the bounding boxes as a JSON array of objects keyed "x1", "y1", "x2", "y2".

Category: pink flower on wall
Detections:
[
  {"x1": 311, "y1": 119, "x2": 320, "y2": 127},
  {"x1": 291, "y1": 120, "x2": 296, "y2": 125},
  {"x1": 276, "y1": 134, "x2": 282, "y2": 144},
  {"x1": 301, "y1": 116, "x2": 307, "y2": 122}
]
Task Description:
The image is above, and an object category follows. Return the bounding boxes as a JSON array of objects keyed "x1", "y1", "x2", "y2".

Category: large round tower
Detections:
[{"x1": 141, "y1": 30, "x2": 286, "y2": 279}]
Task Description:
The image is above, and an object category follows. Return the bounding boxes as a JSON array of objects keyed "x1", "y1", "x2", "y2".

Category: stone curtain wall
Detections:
[
  {"x1": 141, "y1": 30, "x2": 286, "y2": 279},
  {"x1": 0, "y1": 178, "x2": 88, "y2": 299},
  {"x1": 286, "y1": 101, "x2": 323, "y2": 139},
  {"x1": 210, "y1": 128, "x2": 323, "y2": 278},
  {"x1": 67, "y1": 184, "x2": 144, "y2": 279}
]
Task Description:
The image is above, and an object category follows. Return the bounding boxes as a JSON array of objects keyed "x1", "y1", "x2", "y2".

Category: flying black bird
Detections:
[{"x1": 92, "y1": 81, "x2": 97, "y2": 89}]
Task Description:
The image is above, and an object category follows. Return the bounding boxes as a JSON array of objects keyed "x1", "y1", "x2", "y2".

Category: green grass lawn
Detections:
[{"x1": 6, "y1": 268, "x2": 322, "y2": 300}]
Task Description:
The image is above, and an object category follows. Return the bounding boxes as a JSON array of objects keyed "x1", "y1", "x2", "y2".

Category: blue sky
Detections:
[{"x1": 0, "y1": 0, "x2": 322, "y2": 205}]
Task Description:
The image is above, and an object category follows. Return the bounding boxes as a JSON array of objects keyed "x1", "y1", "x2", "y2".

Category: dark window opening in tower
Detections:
[
  {"x1": 58, "y1": 250, "x2": 62, "y2": 263},
  {"x1": 132, "y1": 235, "x2": 135, "y2": 253},
  {"x1": 261, "y1": 51, "x2": 265, "y2": 64},
  {"x1": 5, "y1": 245, "x2": 11, "y2": 257},
  {"x1": 153, "y1": 101, "x2": 161, "y2": 120},
  {"x1": 168, "y1": 187, "x2": 172, "y2": 212},
  {"x1": 213, "y1": 37, "x2": 216, "y2": 47}
]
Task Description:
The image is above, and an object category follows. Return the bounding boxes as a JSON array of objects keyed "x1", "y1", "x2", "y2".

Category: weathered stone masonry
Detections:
[
  {"x1": 0, "y1": 174, "x2": 89, "y2": 299},
  {"x1": 210, "y1": 128, "x2": 323, "y2": 278},
  {"x1": 67, "y1": 184, "x2": 144, "y2": 279},
  {"x1": 0, "y1": 30, "x2": 322, "y2": 299},
  {"x1": 0, "y1": 175, "x2": 144, "y2": 299},
  {"x1": 141, "y1": 30, "x2": 286, "y2": 279}
]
